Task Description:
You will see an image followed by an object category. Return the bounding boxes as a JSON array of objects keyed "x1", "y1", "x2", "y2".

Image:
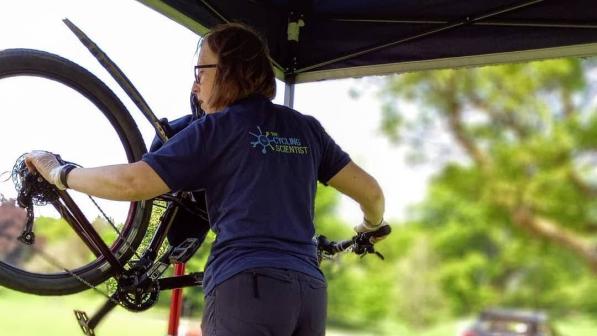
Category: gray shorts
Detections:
[{"x1": 201, "y1": 267, "x2": 327, "y2": 336}]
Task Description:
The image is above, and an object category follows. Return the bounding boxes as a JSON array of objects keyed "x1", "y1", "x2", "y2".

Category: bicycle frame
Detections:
[{"x1": 65, "y1": 191, "x2": 205, "y2": 335}]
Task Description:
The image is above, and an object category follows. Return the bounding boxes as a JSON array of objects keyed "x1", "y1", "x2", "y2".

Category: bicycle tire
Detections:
[{"x1": 0, "y1": 48, "x2": 152, "y2": 295}]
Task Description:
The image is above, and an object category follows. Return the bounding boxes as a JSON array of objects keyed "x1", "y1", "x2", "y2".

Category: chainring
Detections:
[
  {"x1": 116, "y1": 266, "x2": 160, "y2": 312},
  {"x1": 117, "y1": 280, "x2": 160, "y2": 312}
]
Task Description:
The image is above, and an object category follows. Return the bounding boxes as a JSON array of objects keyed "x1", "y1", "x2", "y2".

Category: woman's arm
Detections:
[
  {"x1": 66, "y1": 161, "x2": 170, "y2": 201},
  {"x1": 25, "y1": 151, "x2": 170, "y2": 201},
  {"x1": 327, "y1": 161, "x2": 385, "y2": 226}
]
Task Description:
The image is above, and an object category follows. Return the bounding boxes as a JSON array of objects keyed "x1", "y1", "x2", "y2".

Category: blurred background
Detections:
[{"x1": 1, "y1": 1, "x2": 597, "y2": 335}]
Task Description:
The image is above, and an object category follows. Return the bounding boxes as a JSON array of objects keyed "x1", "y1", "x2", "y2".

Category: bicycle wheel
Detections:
[{"x1": 0, "y1": 49, "x2": 152, "y2": 295}]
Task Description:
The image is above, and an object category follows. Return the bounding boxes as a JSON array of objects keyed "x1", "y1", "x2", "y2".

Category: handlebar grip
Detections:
[
  {"x1": 317, "y1": 224, "x2": 392, "y2": 256},
  {"x1": 369, "y1": 224, "x2": 391, "y2": 237},
  {"x1": 356, "y1": 225, "x2": 391, "y2": 245}
]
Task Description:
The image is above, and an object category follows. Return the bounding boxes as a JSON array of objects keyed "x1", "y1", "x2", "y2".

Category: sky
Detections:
[{"x1": 0, "y1": 0, "x2": 436, "y2": 224}]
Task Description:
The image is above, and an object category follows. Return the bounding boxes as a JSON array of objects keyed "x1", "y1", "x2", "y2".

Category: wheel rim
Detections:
[{"x1": 0, "y1": 50, "x2": 149, "y2": 292}]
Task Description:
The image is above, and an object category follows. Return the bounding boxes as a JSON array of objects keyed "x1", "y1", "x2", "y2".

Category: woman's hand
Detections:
[
  {"x1": 354, "y1": 218, "x2": 391, "y2": 244},
  {"x1": 24, "y1": 150, "x2": 67, "y2": 190}
]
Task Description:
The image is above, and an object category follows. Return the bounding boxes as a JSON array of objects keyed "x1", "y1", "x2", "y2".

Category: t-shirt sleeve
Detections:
[
  {"x1": 142, "y1": 118, "x2": 212, "y2": 192},
  {"x1": 315, "y1": 119, "x2": 351, "y2": 185}
]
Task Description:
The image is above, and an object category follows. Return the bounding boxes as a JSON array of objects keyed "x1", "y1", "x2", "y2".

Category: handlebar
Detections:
[{"x1": 315, "y1": 225, "x2": 391, "y2": 262}]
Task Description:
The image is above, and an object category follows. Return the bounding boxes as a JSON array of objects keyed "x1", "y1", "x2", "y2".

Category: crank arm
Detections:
[
  {"x1": 74, "y1": 294, "x2": 118, "y2": 336},
  {"x1": 158, "y1": 272, "x2": 203, "y2": 291}
]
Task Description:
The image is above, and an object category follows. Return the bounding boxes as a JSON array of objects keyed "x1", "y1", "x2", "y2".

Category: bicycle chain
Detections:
[
  {"x1": 61, "y1": 159, "x2": 144, "y2": 262},
  {"x1": 54, "y1": 159, "x2": 144, "y2": 262},
  {"x1": 3, "y1": 194, "x2": 157, "y2": 307},
  {"x1": 0, "y1": 231, "x2": 120, "y2": 306},
  {"x1": 44, "y1": 194, "x2": 160, "y2": 304},
  {"x1": 46, "y1": 193, "x2": 160, "y2": 305},
  {"x1": 86, "y1": 194, "x2": 142, "y2": 261}
]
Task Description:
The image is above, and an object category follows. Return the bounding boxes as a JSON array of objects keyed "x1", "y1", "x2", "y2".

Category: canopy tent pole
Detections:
[
  {"x1": 329, "y1": 17, "x2": 597, "y2": 29},
  {"x1": 295, "y1": 0, "x2": 547, "y2": 74},
  {"x1": 284, "y1": 81, "x2": 295, "y2": 108},
  {"x1": 198, "y1": 0, "x2": 229, "y2": 23},
  {"x1": 281, "y1": 0, "x2": 307, "y2": 109}
]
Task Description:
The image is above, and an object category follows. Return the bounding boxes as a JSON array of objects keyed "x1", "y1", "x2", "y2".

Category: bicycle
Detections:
[{"x1": 0, "y1": 19, "x2": 391, "y2": 336}]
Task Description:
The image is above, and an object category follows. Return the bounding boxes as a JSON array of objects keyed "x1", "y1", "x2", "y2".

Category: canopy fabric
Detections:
[{"x1": 138, "y1": 0, "x2": 597, "y2": 84}]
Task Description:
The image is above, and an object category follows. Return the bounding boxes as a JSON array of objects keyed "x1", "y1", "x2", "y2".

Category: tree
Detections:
[
  {"x1": 0, "y1": 197, "x2": 27, "y2": 264},
  {"x1": 377, "y1": 58, "x2": 597, "y2": 273}
]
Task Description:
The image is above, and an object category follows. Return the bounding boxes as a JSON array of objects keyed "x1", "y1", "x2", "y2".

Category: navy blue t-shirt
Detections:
[{"x1": 142, "y1": 95, "x2": 351, "y2": 295}]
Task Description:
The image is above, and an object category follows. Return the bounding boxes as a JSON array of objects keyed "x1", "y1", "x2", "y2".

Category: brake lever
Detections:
[
  {"x1": 353, "y1": 236, "x2": 386, "y2": 261},
  {"x1": 374, "y1": 251, "x2": 385, "y2": 260}
]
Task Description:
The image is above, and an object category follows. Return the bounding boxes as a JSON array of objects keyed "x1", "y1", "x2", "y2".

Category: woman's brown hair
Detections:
[{"x1": 202, "y1": 23, "x2": 276, "y2": 109}]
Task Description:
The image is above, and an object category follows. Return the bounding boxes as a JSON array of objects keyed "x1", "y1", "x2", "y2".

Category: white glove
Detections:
[
  {"x1": 354, "y1": 218, "x2": 391, "y2": 244},
  {"x1": 24, "y1": 150, "x2": 67, "y2": 190}
]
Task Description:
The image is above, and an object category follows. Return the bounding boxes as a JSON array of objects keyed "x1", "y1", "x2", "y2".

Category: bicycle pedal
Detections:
[
  {"x1": 74, "y1": 310, "x2": 96, "y2": 336},
  {"x1": 147, "y1": 261, "x2": 170, "y2": 280},
  {"x1": 169, "y1": 238, "x2": 201, "y2": 263}
]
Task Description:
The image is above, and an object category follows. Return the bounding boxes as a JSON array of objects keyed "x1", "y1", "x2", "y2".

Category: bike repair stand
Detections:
[{"x1": 167, "y1": 262, "x2": 186, "y2": 336}]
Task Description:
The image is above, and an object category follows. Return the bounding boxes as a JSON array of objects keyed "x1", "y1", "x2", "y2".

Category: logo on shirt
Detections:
[{"x1": 249, "y1": 126, "x2": 309, "y2": 155}]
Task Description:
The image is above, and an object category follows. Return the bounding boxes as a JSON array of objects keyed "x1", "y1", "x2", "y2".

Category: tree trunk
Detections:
[{"x1": 512, "y1": 206, "x2": 597, "y2": 273}]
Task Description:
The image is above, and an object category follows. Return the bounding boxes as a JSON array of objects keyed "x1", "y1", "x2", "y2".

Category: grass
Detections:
[
  {"x1": 0, "y1": 289, "x2": 168, "y2": 336},
  {"x1": 1, "y1": 288, "x2": 595, "y2": 336},
  {"x1": 556, "y1": 314, "x2": 597, "y2": 336}
]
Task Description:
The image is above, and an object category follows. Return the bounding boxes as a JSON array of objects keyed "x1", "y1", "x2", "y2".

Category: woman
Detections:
[{"x1": 26, "y1": 23, "x2": 389, "y2": 336}]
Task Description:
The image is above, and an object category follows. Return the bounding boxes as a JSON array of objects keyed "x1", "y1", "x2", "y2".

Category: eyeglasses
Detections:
[{"x1": 194, "y1": 64, "x2": 217, "y2": 83}]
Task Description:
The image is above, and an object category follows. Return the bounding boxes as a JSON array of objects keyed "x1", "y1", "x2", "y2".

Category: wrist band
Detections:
[
  {"x1": 59, "y1": 164, "x2": 77, "y2": 189},
  {"x1": 363, "y1": 217, "x2": 384, "y2": 230}
]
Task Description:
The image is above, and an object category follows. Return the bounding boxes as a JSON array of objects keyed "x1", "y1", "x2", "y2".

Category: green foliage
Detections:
[
  {"x1": 392, "y1": 234, "x2": 448, "y2": 327},
  {"x1": 405, "y1": 163, "x2": 594, "y2": 317},
  {"x1": 373, "y1": 56, "x2": 597, "y2": 325},
  {"x1": 574, "y1": 278, "x2": 597, "y2": 315}
]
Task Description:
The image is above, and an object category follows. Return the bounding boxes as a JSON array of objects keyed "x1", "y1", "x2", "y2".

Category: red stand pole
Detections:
[{"x1": 167, "y1": 262, "x2": 186, "y2": 336}]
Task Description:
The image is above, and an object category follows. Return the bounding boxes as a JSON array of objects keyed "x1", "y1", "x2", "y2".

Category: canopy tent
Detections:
[{"x1": 137, "y1": 0, "x2": 597, "y2": 105}]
